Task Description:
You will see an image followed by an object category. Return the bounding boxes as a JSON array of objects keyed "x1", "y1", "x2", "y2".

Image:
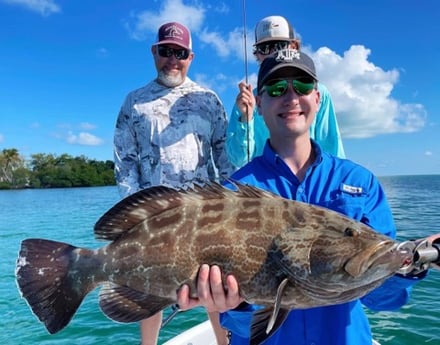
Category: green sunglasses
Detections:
[{"x1": 263, "y1": 78, "x2": 316, "y2": 97}]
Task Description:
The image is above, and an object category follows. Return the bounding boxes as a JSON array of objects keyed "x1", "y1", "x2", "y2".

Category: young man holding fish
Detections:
[{"x1": 177, "y1": 49, "x2": 427, "y2": 344}]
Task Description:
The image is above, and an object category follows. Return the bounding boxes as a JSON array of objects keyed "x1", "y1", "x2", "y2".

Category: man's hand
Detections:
[
  {"x1": 235, "y1": 82, "x2": 255, "y2": 123},
  {"x1": 177, "y1": 264, "x2": 243, "y2": 312}
]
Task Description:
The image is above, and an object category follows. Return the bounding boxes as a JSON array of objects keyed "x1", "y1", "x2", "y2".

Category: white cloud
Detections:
[
  {"x1": 194, "y1": 72, "x2": 233, "y2": 94},
  {"x1": 79, "y1": 122, "x2": 97, "y2": 131},
  {"x1": 197, "y1": 25, "x2": 427, "y2": 139},
  {"x1": 0, "y1": 134, "x2": 4, "y2": 143},
  {"x1": 125, "y1": 0, "x2": 205, "y2": 41},
  {"x1": 198, "y1": 27, "x2": 251, "y2": 60},
  {"x1": 66, "y1": 131, "x2": 103, "y2": 146},
  {"x1": 2, "y1": 0, "x2": 61, "y2": 16},
  {"x1": 208, "y1": 2, "x2": 230, "y2": 14},
  {"x1": 425, "y1": 151, "x2": 433, "y2": 156},
  {"x1": 96, "y1": 47, "x2": 109, "y2": 58},
  {"x1": 307, "y1": 45, "x2": 427, "y2": 139}
]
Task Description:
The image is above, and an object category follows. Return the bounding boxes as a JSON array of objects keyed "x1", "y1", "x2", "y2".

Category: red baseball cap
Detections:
[{"x1": 153, "y1": 22, "x2": 192, "y2": 50}]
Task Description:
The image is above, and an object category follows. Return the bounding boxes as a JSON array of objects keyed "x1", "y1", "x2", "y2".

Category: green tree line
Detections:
[{"x1": 0, "y1": 148, "x2": 116, "y2": 189}]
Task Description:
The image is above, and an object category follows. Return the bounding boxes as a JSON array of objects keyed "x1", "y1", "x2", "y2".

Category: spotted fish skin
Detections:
[{"x1": 15, "y1": 182, "x2": 410, "y2": 342}]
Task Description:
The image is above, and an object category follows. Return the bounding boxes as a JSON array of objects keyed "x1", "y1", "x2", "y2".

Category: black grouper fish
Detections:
[{"x1": 15, "y1": 182, "x2": 412, "y2": 344}]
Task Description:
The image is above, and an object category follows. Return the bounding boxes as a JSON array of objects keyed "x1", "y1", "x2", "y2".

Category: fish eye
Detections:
[{"x1": 344, "y1": 228, "x2": 357, "y2": 237}]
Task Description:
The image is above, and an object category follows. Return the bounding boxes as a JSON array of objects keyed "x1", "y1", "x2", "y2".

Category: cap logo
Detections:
[
  {"x1": 263, "y1": 21, "x2": 279, "y2": 32},
  {"x1": 164, "y1": 24, "x2": 184, "y2": 40},
  {"x1": 275, "y1": 48, "x2": 300, "y2": 62}
]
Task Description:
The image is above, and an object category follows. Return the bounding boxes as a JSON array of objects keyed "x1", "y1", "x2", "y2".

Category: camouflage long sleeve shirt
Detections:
[{"x1": 114, "y1": 77, "x2": 234, "y2": 198}]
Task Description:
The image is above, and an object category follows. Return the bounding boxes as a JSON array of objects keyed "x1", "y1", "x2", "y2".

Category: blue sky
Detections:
[{"x1": 1, "y1": 0, "x2": 439, "y2": 177}]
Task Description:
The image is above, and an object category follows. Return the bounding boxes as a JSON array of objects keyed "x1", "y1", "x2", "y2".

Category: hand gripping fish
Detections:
[{"x1": 15, "y1": 182, "x2": 440, "y2": 345}]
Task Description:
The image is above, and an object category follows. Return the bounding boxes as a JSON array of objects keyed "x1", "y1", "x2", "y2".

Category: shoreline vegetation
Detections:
[
  {"x1": 0, "y1": 148, "x2": 115, "y2": 189},
  {"x1": 1, "y1": 148, "x2": 438, "y2": 190}
]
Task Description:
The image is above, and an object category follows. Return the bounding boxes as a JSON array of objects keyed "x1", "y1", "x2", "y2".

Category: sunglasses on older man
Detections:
[
  {"x1": 254, "y1": 41, "x2": 290, "y2": 55},
  {"x1": 157, "y1": 46, "x2": 190, "y2": 60},
  {"x1": 263, "y1": 78, "x2": 316, "y2": 97}
]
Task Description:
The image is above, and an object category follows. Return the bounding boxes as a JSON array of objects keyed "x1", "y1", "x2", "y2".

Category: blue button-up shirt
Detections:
[{"x1": 220, "y1": 141, "x2": 423, "y2": 345}]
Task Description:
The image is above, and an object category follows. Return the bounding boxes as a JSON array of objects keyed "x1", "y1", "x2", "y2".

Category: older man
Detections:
[{"x1": 113, "y1": 21, "x2": 233, "y2": 345}]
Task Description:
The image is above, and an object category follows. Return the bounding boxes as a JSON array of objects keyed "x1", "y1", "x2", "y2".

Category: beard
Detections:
[{"x1": 157, "y1": 70, "x2": 184, "y2": 87}]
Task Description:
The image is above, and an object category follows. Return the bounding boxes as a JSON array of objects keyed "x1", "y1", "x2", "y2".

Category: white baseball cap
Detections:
[{"x1": 254, "y1": 15, "x2": 295, "y2": 45}]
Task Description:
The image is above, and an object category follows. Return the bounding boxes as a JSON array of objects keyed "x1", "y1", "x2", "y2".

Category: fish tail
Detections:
[{"x1": 15, "y1": 238, "x2": 93, "y2": 334}]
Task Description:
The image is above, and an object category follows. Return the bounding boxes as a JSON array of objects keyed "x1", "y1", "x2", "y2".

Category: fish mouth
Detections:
[{"x1": 344, "y1": 240, "x2": 410, "y2": 278}]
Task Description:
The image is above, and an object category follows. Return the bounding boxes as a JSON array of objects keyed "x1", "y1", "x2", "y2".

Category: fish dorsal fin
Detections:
[
  {"x1": 94, "y1": 185, "x2": 183, "y2": 240},
  {"x1": 94, "y1": 181, "x2": 279, "y2": 241},
  {"x1": 250, "y1": 306, "x2": 289, "y2": 345},
  {"x1": 99, "y1": 283, "x2": 174, "y2": 322}
]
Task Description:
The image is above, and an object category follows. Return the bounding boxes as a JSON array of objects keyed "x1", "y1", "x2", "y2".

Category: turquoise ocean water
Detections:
[{"x1": 1, "y1": 175, "x2": 439, "y2": 344}]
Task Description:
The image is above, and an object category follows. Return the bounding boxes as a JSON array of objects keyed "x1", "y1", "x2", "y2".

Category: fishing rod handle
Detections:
[{"x1": 397, "y1": 233, "x2": 440, "y2": 275}]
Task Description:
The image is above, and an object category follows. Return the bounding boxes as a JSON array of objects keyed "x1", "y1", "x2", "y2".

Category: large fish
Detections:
[{"x1": 16, "y1": 182, "x2": 412, "y2": 344}]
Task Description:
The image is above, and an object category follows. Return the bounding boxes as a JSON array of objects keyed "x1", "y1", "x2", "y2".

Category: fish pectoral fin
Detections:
[
  {"x1": 249, "y1": 277, "x2": 291, "y2": 344},
  {"x1": 99, "y1": 283, "x2": 174, "y2": 323},
  {"x1": 250, "y1": 307, "x2": 289, "y2": 345},
  {"x1": 267, "y1": 278, "x2": 289, "y2": 333}
]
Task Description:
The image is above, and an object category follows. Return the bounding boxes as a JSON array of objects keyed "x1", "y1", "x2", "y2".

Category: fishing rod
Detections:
[
  {"x1": 242, "y1": 0, "x2": 249, "y2": 85},
  {"x1": 242, "y1": 0, "x2": 251, "y2": 163},
  {"x1": 161, "y1": 304, "x2": 180, "y2": 328}
]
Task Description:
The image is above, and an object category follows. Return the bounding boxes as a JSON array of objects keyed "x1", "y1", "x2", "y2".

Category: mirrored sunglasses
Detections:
[
  {"x1": 263, "y1": 78, "x2": 316, "y2": 97},
  {"x1": 157, "y1": 46, "x2": 190, "y2": 60},
  {"x1": 254, "y1": 41, "x2": 290, "y2": 55}
]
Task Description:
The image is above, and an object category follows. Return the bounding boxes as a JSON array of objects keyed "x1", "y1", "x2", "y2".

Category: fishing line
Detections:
[{"x1": 242, "y1": 0, "x2": 249, "y2": 85}]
